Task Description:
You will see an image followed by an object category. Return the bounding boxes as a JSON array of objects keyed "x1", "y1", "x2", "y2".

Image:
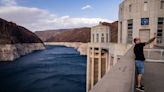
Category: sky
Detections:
[{"x1": 0, "y1": 0, "x2": 123, "y2": 31}]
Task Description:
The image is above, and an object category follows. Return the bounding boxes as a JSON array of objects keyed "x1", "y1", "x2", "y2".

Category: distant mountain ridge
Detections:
[
  {"x1": 35, "y1": 27, "x2": 91, "y2": 43},
  {"x1": 35, "y1": 29, "x2": 68, "y2": 42},
  {"x1": 46, "y1": 27, "x2": 91, "y2": 43},
  {"x1": 35, "y1": 21, "x2": 118, "y2": 43}
]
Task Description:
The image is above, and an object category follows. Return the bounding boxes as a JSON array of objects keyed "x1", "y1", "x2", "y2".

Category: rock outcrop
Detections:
[{"x1": 0, "y1": 18, "x2": 45, "y2": 61}]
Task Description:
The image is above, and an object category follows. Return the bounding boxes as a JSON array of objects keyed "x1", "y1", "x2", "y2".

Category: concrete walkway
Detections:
[
  {"x1": 144, "y1": 62, "x2": 164, "y2": 92},
  {"x1": 135, "y1": 62, "x2": 164, "y2": 92}
]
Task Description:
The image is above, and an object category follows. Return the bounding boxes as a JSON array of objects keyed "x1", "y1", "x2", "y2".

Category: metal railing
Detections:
[{"x1": 144, "y1": 49, "x2": 164, "y2": 62}]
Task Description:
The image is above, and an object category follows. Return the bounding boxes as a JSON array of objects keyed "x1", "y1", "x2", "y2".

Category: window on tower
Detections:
[
  {"x1": 101, "y1": 33, "x2": 104, "y2": 43},
  {"x1": 106, "y1": 33, "x2": 108, "y2": 43},
  {"x1": 127, "y1": 19, "x2": 133, "y2": 44},
  {"x1": 157, "y1": 17, "x2": 164, "y2": 44},
  {"x1": 96, "y1": 34, "x2": 99, "y2": 43}
]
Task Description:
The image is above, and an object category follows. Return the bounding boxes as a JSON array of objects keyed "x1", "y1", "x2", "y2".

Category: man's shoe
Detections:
[
  {"x1": 141, "y1": 85, "x2": 144, "y2": 89},
  {"x1": 136, "y1": 86, "x2": 144, "y2": 92}
]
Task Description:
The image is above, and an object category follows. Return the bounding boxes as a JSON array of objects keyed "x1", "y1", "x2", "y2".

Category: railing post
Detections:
[
  {"x1": 160, "y1": 50, "x2": 163, "y2": 60},
  {"x1": 145, "y1": 49, "x2": 164, "y2": 62},
  {"x1": 113, "y1": 44, "x2": 118, "y2": 65},
  {"x1": 147, "y1": 50, "x2": 150, "y2": 59}
]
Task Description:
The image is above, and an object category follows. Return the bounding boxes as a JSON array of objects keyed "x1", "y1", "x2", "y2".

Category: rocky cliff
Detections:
[{"x1": 0, "y1": 18, "x2": 45, "y2": 61}]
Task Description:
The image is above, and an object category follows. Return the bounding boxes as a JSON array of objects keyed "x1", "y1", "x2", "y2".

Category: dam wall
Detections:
[{"x1": 45, "y1": 42, "x2": 88, "y2": 55}]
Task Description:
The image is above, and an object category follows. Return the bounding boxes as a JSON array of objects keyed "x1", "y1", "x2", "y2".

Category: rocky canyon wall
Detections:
[
  {"x1": 0, "y1": 18, "x2": 45, "y2": 61},
  {"x1": 0, "y1": 43, "x2": 45, "y2": 61}
]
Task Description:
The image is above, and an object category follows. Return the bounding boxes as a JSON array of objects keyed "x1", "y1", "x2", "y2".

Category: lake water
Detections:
[{"x1": 0, "y1": 45, "x2": 86, "y2": 92}]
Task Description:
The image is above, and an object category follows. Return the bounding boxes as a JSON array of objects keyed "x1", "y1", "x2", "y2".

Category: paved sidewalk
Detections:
[
  {"x1": 144, "y1": 62, "x2": 164, "y2": 92},
  {"x1": 135, "y1": 62, "x2": 164, "y2": 92}
]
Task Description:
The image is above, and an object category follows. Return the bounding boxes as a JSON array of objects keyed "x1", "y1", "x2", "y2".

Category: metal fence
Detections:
[{"x1": 144, "y1": 49, "x2": 164, "y2": 62}]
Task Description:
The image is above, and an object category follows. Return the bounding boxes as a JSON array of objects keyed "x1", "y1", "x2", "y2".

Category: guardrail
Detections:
[{"x1": 144, "y1": 49, "x2": 164, "y2": 62}]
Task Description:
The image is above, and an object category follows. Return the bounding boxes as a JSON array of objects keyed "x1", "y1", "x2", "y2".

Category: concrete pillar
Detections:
[
  {"x1": 106, "y1": 33, "x2": 109, "y2": 43},
  {"x1": 107, "y1": 53, "x2": 111, "y2": 72},
  {"x1": 113, "y1": 46, "x2": 118, "y2": 65},
  {"x1": 98, "y1": 48, "x2": 101, "y2": 81},
  {"x1": 105, "y1": 52, "x2": 108, "y2": 73},
  {"x1": 104, "y1": 33, "x2": 107, "y2": 43},
  {"x1": 92, "y1": 33, "x2": 95, "y2": 43},
  {"x1": 99, "y1": 33, "x2": 101, "y2": 43},
  {"x1": 109, "y1": 28, "x2": 111, "y2": 42},
  {"x1": 86, "y1": 47, "x2": 90, "y2": 92},
  {"x1": 113, "y1": 55, "x2": 118, "y2": 65},
  {"x1": 118, "y1": 21, "x2": 121, "y2": 43},
  {"x1": 91, "y1": 47, "x2": 94, "y2": 88},
  {"x1": 122, "y1": 21, "x2": 128, "y2": 44}
]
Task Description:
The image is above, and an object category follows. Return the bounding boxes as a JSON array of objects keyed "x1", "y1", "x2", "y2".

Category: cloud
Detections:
[
  {"x1": 0, "y1": 3, "x2": 112, "y2": 31},
  {"x1": 0, "y1": 0, "x2": 17, "y2": 6},
  {"x1": 81, "y1": 5, "x2": 93, "y2": 10}
]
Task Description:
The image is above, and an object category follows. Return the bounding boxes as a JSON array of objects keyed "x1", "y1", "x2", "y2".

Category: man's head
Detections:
[{"x1": 134, "y1": 38, "x2": 141, "y2": 44}]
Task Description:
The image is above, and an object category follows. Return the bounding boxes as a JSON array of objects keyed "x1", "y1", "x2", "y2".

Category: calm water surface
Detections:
[{"x1": 0, "y1": 45, "x2": 86, "y2": 92}]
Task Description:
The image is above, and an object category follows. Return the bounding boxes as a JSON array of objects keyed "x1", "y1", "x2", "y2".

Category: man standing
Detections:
[{"x1": 134, "y1": 33, "x2": 156, "y2": 91}]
